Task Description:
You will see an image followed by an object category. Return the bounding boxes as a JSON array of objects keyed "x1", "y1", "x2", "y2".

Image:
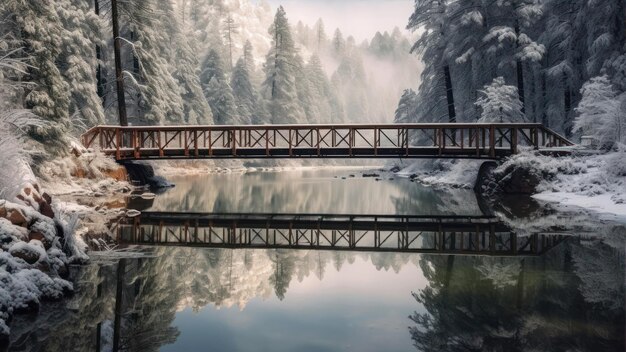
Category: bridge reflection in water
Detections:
[{"x1": 115, "y1": 212, "x2": 567, "y2": 256}]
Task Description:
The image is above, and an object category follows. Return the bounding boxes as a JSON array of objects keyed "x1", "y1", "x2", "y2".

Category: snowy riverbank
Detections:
[
  {"x1": 0, "y1": 143, "x2": 136, "y2": 339},
  {"x1": 394, "y1": 150, "x2": 626, "y2": 221}
]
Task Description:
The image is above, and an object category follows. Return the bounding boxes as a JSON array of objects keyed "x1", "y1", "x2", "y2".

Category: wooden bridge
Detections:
[
  {"x1": 81, "y1": 123, "x2": 574, "y2": 161},
  {"x1": 114, "y1": 212, "x2": 568, "y2": 256}
]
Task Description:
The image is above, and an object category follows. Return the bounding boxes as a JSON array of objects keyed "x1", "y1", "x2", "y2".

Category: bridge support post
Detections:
[
  {"x1": 489, "y1": 125, "x2": 495, "y2": 158},
  {"x1": 511, "y1": 128, "x2": 518, "y2": 154}
]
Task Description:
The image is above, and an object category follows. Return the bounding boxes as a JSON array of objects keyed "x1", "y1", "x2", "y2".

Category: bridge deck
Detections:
[
  {"x1": 114, "y1": 212, "x2": 568, "y2": 256},
  {"x1": 81, "y1": 123, "x2": 574, "y2": 161}
]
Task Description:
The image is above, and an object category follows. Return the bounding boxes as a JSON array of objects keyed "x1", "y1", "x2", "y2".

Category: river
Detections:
[{"x1": 5, "y1": 168, "x2": 625, "y2": 351}]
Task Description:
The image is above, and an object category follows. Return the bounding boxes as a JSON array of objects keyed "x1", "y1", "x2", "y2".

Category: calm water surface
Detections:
[{"x1": 5, "y1": 169, "x2": 625, "y2": 352}]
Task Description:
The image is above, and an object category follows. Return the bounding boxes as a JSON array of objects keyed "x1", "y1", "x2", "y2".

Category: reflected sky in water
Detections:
[
  {"x1": 138, "y1": 168, "x2": 483, "y2": 216},
  {"x1": 163, "y1": 256, "x2": 426, "y2": 352}
]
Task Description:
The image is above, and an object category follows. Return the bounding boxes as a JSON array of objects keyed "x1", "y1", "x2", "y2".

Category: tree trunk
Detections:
[
  {"x1": 94, "y1": 0, "x2": 105, "y2": 106},
  {"x1": 541, "y1": 72, "x2": 547, "y2": 127},
  {"x1": 443, "y1": 65, "x2": 456, "y2": 123},
  {"x1": 515, "y1": 23, "x2": 526, "y2": 117},
  {"x1": 563, "y1": 73, "x2": 572, "y2": 137},
  {"x1": 112, "y1": 258, "x2": 126, "y2": 352},
  {"x1": 111, "y1": 0, "x2": 128, "y2": 126}
]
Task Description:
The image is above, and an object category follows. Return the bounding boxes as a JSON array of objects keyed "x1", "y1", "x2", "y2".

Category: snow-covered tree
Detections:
[
  {"x1": 205, "y1": 77, "x2": 237, "y2": 125},
  {"x1": 331, "y1": 52, "x2": 369, "y2": 123},
  {"x1": 0, "y1": 110, "x2": 41, "y2": 200},
  {"x1": 242, "y1": 40, "x2": 255, "y2": 74},
  {"x1": 395, "y1": 89, "x2": 417, "y2": 123},
  {"x1": 262, "y1": 6, "x2": 303, "y2": 123},
  {"x1": 170, "y1": 26, "x2": 213, "y2": 124},
  {"x1": 573, "y1": 76, "x2": 624, "y2": 148},
  {"x1": 332, "y1": 29, "x2": 346, "y2": 57},
  {"x1": 306, "y1": 54, "x2": 342, "y2": 122},
  {"x1": 200, "y1": 49, "x2": 226, "y2": 86},
  {"x1": 314, "y1": 18, "x2": 327, "y2": 52},
  {"x1": 222, "y1": 14, "x2": 238, "y2": 69},
  {"x1": 1, "y1": 0, "x2": 71, "y2": 146},
  {"x1": 121, "y1": 0, "x2": 184, "y2": 125},
  {"x1": 476, "y1": 77, "x2": 525, "y2": 123},
  {"x1": 231, "y1": 57, "x2": 255, "y2": 124},
  {"x1": 56, "y1": 0, "x2": 106, "y2": 128},
  {"x1": 407, "y1": 0, "x2": 455, "y2": 124}
]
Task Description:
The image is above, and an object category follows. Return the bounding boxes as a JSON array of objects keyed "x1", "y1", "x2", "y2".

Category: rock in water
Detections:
[{"x1": 126, "y1": 209, "x2": 141, "y2": 218}]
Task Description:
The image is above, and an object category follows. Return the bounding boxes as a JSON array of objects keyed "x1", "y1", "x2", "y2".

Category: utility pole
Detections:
[{"x1": 111, "y1": 0, "x2": 128, "y2": 126}]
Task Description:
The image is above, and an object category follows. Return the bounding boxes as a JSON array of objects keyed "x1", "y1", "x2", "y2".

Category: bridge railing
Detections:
[
  {"x1": 112, "y1": 212, "x2": 568, "y2": 256},
  {"x1": 81, "y1": 123, "x2": 574, "y2": 160}
]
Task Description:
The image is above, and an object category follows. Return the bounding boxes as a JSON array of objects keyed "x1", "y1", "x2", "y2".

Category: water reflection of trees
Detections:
[
  {"x1": 6, "y1": 225, "x2": 625, "y2": 352},
  {"x1": 5, "y1": 248, "x2": 419, "y2": 351},
  {"x1": 147, "y1": 171, "x2": 484, "y2": 215},
  {"x1": 409, "y1": 227, "x2": 626, "y2": 352}
]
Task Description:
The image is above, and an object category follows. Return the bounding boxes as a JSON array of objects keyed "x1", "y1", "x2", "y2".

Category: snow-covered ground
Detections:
[
  {"x1": 531, "y1": 151, "x2": 626, "y2": 222},
  {"x1": 394, "y1": 151, "x2": 626, "y2": 222}
]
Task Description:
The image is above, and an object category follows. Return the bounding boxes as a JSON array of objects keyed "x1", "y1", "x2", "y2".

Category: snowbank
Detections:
[
  {"x1": 392, "y1": 150, "x2": 626, "y2": 221},
  {"x1": 395, "y1": 159, "x2": 484, "y2": 189},
  {"x1": 0, "y1": 194, "x2": 86, "y2": 338},
  {"x1": 530, "y1": 150, "x2": 626, "y2": 221},
  {"x1": 494, "y1": 151, "x2": 626, "y2": 220},
  {"x1": 0, "y1": 140, "x2": 137, "y2": 338}
]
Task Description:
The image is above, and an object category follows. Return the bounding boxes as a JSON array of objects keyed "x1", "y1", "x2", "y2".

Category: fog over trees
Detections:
[{"x1": 0, "y1": 0, "x2": 419, "y2": 156}]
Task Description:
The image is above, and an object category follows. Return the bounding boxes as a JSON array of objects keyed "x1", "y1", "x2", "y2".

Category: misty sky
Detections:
[{"x1": 264, "y1": 0, "x2": 414, "y2": 42}]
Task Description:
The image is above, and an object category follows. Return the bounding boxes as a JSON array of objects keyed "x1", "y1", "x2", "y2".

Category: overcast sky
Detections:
[{"x1": 263, "y1": 0, "x2": 414, "y2": 42}]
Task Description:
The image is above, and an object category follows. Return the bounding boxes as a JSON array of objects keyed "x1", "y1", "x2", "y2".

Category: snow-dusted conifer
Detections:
[
  {"x1": 262, "y1": 6, "x2": 303, "y2": 123},
  {"x1": 122, "y1": 0, "x2": 184, "y2": 125},
  {"x1": 332, "y1": 29, "x2": 346, "y2": 57},
  {"x1": 306, "y1": 54, "x2": 341, "y2": 122},
  {"x1": 231, "y1": 57, "x2": 255, "y2": 124},
  {"x1": 200, "y1": 48, "x2": 237, "y2": 125},
  {"x1": 395, "y1": 89, "x2": 417, "y2": 123},
  {"x1": 222, "y1": 14, "x2": 238, "y2": 69},
  {"x1": 0, "y1": 0, "x2": 70, "y2": 146},
  {"x1": 200, "y1": 49, "x2": 226, "y2": 86},
  {"x1": 574, "y1": 76, "x2": 623, "y2": 148},
  {"x1": 56, "y1": 0, "x2": 106, "y2": 128},
  {"x1": 205, "y1": 77, "x2": 238, "y2": 125},
  {"x1": 170, "y1": 17, "x2": 213, "y2": 124},
  {"x1": 475, "y1": 77, "x2": 524, "y2": 122}
]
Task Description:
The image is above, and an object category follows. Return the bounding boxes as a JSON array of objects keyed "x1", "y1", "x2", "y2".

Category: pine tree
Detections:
[
  {"x1": 306, "y1": 54, "x2": 341, "y2": 122},
  {"x1": 475, "y1": 77, "x2": 525, "y2": 123},
  {"x1": 293, "y1": 53, "x2": 315, "y2": 121},
  {"x1": 314, "y1": 18, "x2": 327, "y2": 52},
  {"x1": 169, "y1": 4, "x2": 213, "y2": 125},
  {"x1": 231, "y1": 57, "x2": 255, "y2": 124},
  {"x1": 200, "y1": 49, "x2": 226, "y2": 86},
  {"x1": 332, "y1": 29, "x2": 346, "y2": 57},
  {"x1": 262, "y1": 6, "x2": 303, "y2": 123},
  {"x1": 573, "y1": 76, "x2": 623, "y2": 148},
  {"x1": 395, "y1": 89, "x2": 417, "y2": 123},
  {"x1": 205, "y1": 77, "x2": 237, "y2": 125},
  {"x1": 0, "y1": 0, "x2": 71, "y2": 147},
  {"x1": 200, "y1": 48, "x2": 237, "y2": 124},
  {"x1": 407, "y1": 0, "x2": 455, "y2": 123},
  {"x1": 242, "y1": 40, "x2": 255, "y2": 74},
  {"x1": 121, "y1": 0, "x2": 184, "y2": 125},
  {"x1": 331, "y1": 52, "x2": 369, "y2": 123},
  {"x1": 222, "y1": 14, "x2": 238, "y2": 69},
  {"x1": 57, "y1": 0, "x2": 106, "y2": 128}
]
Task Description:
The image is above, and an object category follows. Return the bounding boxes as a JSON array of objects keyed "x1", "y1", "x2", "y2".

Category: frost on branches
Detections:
[
  {"x1": 475, "y1": 77, "x2": 525, "y2": 123},
  {"x1": 573, "y1": 75, "x2": 625, "y2": 149}
]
